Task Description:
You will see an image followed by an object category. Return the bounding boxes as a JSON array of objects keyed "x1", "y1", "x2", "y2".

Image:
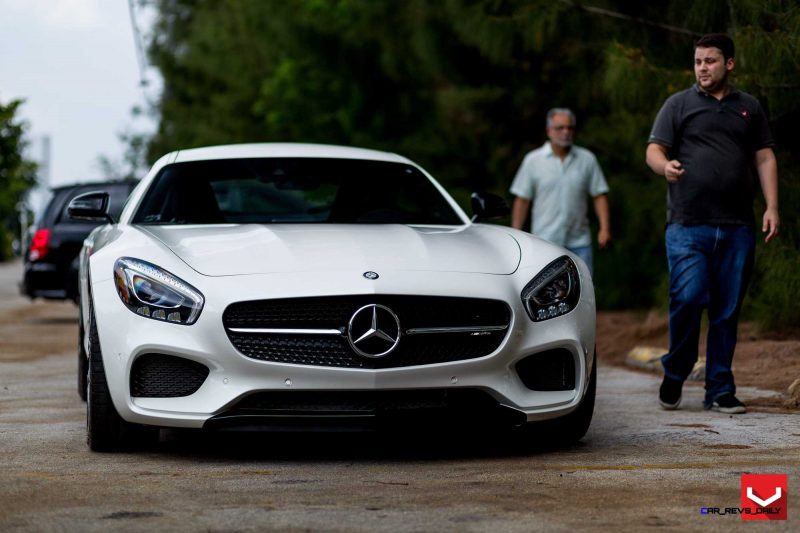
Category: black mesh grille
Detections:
[
  {"x1": 515, "y1": 349, "x2": 576, "y2": 391},
  {"x1": 223, "y1": 295, "x2": 511, "y2": 368},
  {"x1": 130, "y1": 353, "x2": 210, "y2": 398},
  {"x1": 228, "y1": 334, "x2": 355, "y2": 367}
]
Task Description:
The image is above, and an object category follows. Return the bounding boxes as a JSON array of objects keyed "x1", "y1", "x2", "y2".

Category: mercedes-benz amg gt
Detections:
[{"x1": 71, "y1": 143, "x2": 597, "y2": 451}]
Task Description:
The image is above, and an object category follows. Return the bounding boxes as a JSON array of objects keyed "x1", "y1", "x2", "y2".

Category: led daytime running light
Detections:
[
  {"x1": 114, "y1": 257, "x2": 204, "y2": 325},
  {"x1": 521, "y1": 256, "x2": 580, "y2": 322}
]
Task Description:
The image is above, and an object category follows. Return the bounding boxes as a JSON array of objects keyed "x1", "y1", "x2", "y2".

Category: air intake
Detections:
[
  {"x1": 515, "y1": 349, "x2": 576, "y2": 391},
  {"x1": 130, "y1": 353, "x2": 209, "y2": 398}
]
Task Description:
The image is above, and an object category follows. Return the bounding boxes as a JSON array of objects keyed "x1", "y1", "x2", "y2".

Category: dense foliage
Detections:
[
  {"x1": 142, "y1": 0, "x2": 800, "y2": 329},
  {"x1": 0, "y1": 99, "x2": 37, "y2": 260}
]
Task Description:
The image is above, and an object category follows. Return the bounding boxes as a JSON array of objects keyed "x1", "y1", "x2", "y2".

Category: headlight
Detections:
[
  {"x1": 521, "y1": 256, "x2": 580, "y2": 321},
  {"x1": 113, "y1": 257, "x2": 204, "y2": 325}
]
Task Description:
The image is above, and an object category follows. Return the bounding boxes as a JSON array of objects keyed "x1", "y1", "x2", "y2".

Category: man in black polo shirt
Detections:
[{"x1": 645, "y1": 33, "x2": 780, "y2": 414}]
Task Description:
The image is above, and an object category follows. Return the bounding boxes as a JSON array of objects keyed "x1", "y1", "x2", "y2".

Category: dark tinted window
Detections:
[
  {"x1": 106, "y1": 185, "x2": 134, "y2": 219},
  {"x1": 35, "y1": 190, "x2": 57, "y2": 226},
  {"x1": 132, "y1": 158, "x2": 463, "y2": 225}
]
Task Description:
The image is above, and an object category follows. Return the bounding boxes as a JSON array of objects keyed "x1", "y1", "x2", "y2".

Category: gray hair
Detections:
[{"x1": 546, "y1": 108, "x2": 576, "y2": 128}]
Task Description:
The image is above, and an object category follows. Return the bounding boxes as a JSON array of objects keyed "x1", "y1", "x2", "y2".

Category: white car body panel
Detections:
[
  {"x1": 138, "y1": 224, "x2": 521, "y2": 276},
  {"x1": 81, "y1": 143, "x2": 596, "y2": 433}
]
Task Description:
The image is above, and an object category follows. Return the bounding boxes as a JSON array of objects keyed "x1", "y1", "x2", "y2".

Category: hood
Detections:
[{"x1": 139, "y1": 224, "x2": 520, "y2": 276}]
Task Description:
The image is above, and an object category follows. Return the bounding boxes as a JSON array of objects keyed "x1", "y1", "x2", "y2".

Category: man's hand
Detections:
[
  {"x1": 762, "y1": 207, "x2": 780, "y2": 243},
  {"x1": 755, "y1": 148, "x2": 779, "y2": 243},
  {"x1": 592, "y1": 194, "x2": 611, "y2": 249},
  {"x1": 597, "y1": 227, "x2": 612, "y2": 248},
  {"x1": 646, "y1": 144, "x2": 684, "y2": 183},
  {"x1": 664, "y1": 160, "x2": 685, "y2": 183}
]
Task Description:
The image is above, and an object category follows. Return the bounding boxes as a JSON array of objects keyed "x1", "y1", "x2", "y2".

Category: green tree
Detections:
[
  {"x1": 0, "y1": 99, "x2": 38, "y2": 260},
  {"x1": 597, "y1": 0, "x2": 800, "y2": 326},
  {"x1": 142, "y1": 0, "x2": 800, "y2": 328}
]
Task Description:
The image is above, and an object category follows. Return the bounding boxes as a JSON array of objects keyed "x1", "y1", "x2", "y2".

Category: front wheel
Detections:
[
  {"x1": 86, "y1": 304, "x2": 156, "y2": 452},
  {"x1": 77, "y1": 306, "x2": 87, "y2": 402}
]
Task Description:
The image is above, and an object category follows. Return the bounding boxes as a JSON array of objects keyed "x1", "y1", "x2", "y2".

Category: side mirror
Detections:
[
  {"x1": 471, "y1": 192, "x2": 510, "y2": 221},
  {"x1": 67, "y1": 191, "x2": 115, "y2": 223}
]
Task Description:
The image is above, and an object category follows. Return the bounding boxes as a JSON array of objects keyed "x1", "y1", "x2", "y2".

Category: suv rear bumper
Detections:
[{"x1": 20, "y1": 262, "x2": 70, "y2": 300}]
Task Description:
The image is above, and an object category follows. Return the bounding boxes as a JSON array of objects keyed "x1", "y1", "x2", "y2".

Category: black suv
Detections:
[{"x1": 20, "y1": 181, "x2": 137, "y2": 302}]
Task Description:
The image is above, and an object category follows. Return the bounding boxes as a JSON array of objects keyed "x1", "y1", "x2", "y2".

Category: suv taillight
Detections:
[{"x1": 29, "y1": 229, "x2": 51, "y2": 261}]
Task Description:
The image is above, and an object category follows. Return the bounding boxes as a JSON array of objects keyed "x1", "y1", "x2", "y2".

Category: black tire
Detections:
[
  {"x1": 86, "y1": 303, "x2": 157, "y2": 452},
  {"x1": 68, "y1": 256, "x2": 80, "y2": 305},
  {"x1": 525, "y1": 352, "x2": 597, "y2": 448},
  {"x1": 77, "y1": 308, "x2": 87, "y2": 402}
]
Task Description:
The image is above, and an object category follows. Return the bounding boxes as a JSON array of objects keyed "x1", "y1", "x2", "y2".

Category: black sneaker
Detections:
[
  {"x1": 708, "y1": 394, "x2": 746, "y2": 414},
  {"x1": 658, "y1": 376, "x2": 682, "y2": 410}
]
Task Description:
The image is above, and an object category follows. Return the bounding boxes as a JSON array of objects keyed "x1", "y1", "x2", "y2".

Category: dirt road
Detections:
[{"x1": 1, "y1": 260, "x2": 798, "y2": 532}]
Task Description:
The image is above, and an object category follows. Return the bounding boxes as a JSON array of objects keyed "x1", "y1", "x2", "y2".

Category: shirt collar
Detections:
[
  {"x1": 544, "y1": 141, "x2": 574, "y2": 161},
  {"x1": 693, "y1": 82, "x2": 740, "y2": 99}
]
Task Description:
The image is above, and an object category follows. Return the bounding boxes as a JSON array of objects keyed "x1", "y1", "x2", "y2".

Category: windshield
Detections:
[{"x1": 132, "y1": 158, "x2": 463, "y2": 225}]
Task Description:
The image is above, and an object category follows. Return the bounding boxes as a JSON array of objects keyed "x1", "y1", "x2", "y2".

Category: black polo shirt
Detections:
[{"x1": 648, "y1": 84, "x2": 774, "y2": 226}]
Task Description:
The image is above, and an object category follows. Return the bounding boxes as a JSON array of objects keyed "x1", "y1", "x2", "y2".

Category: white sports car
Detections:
[{"x1": 70, "y1": 143, "x2": 596, "y2": 451}]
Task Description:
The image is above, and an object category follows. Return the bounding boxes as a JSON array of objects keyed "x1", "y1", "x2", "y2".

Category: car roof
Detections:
[{"x1": 170, "y1": 143, "x2": 413, "y2": 165}]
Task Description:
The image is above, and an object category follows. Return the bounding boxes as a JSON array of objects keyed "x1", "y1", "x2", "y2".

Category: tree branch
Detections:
[{"x1": 560, "y1": 0, "x2": 703, "y2": 37}]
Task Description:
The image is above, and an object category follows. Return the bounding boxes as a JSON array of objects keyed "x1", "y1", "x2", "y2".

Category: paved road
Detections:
[
  {"x1": 0, "y1": 259, "x2": 27, "y2": 312},
  {"x1": 0, "y1": 259, "x2": 798, "y2": 532}
]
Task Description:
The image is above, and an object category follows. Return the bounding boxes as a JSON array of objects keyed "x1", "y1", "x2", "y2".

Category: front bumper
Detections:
[{"x1": 91, "y1": 268, "x2": 596, "y2": 429}]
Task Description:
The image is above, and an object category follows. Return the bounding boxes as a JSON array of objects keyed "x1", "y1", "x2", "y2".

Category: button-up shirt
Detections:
[{"x1": 510, "y1": 142, "x2": 609, "y2": 248}]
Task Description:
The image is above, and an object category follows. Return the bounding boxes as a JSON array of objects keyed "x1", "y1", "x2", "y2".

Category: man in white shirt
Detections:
[{"x1": 510, "y1": 108, "x2": 611, "y2": 272}]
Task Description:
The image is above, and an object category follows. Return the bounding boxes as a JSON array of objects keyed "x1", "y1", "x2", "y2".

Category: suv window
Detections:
[{"x1": 33, "y1": 190, "x2": 56, "y2": 227}]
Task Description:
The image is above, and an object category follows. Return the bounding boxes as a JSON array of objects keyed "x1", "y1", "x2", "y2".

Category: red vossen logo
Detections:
[{"x1": 740, "y1": 474, "x2": 787, "y2": 521}]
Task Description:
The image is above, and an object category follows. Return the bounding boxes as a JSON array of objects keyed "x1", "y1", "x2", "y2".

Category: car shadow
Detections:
[{"x1": 28, "y1": 317, "x2": 78, "y2": 325}]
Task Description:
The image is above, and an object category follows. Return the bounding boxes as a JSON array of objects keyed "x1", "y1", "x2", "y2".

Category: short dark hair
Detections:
[{"x1": 695, "y1": 33, "x2": 735, "y2": 61}]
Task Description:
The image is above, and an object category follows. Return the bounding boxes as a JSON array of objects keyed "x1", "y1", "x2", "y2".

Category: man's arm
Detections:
[
  {"x1": 646, "y1": 143, "x2": 684, "y2": 182},
  {"x1": 511, "y1": 196, "x2": 531, "y2": 230},
  {"x1": 755, "y1": 147, "x2": 780, "y2": 243},
  {"x1": 593, "y1": 194, "x2": 611, "y2": 248}
]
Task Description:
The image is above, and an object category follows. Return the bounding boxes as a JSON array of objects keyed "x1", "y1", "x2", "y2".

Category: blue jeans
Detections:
[
  {"x1": 567, "y1": 245, "x2": 593, "y2": 275},
  {"x1": 661, "y1": 224, "x2": 755, "y2": 406}
]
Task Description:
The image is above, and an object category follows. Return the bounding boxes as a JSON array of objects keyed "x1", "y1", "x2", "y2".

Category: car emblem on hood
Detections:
[
  {"x1": 347, "y1": 304, "x2": 401, "y2": 358},
  {"x1": 363, "y1": 271, "x2": 379, "y2": 280}
]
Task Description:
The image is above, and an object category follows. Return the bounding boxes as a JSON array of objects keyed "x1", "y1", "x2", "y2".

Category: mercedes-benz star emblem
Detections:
[
  {"x1": 363, "y1": 271, "x2": 379, "y2": 280},
  {"x1": 347, "y1": 304, "x2": 401, "y2": 358}
]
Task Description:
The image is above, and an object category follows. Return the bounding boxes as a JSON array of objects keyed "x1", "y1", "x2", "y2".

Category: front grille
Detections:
[
  {"x1": 130, "y1": 353, "x2": 210, "y2": 398},
  {"x1": 224, "y1": 295, "x2": 510, "y2": 330},
  {"x1": 223, "y1": 295, "x2": 511, "y2": 368}
]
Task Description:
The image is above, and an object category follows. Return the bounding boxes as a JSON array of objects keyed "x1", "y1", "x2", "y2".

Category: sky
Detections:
[{"x1": 0, "y1": 0, "x2": 158, "y2": 189}]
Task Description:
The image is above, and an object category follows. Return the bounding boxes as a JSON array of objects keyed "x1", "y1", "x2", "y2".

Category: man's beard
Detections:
[
  {"x1": 552, "y1": 139, "x2": 573, "y2": 148},
  {"x1": 699, "y1": 71, "x2": 729, "y2": 93}
]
